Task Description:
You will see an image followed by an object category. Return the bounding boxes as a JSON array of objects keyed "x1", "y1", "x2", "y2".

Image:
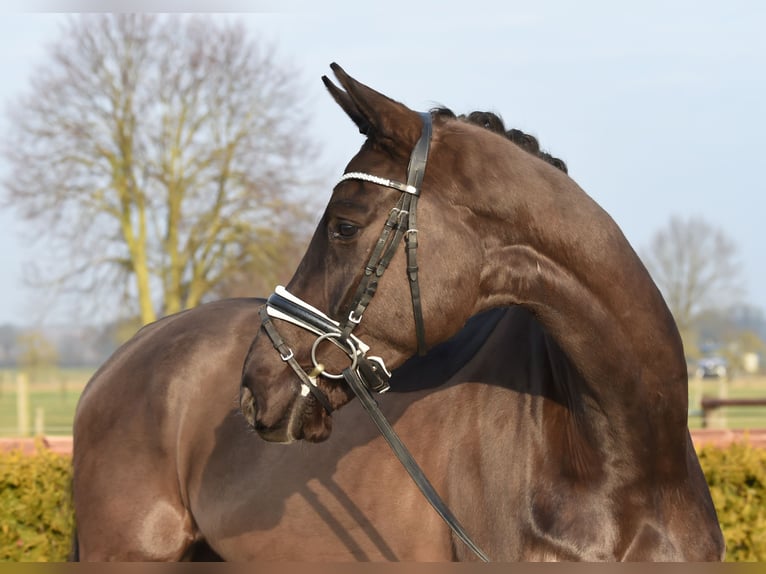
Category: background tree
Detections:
[
  {"x1": 1, "y1": 14, "x2": 318, "y2": 326},
  {"x1": 694, "y1": 307, "x2": 766, "y2": 373},
  {"x1": 17, "y1": 330, "x2": 59, "y2": 372},
  {"x1": 641, "y1": 215, "x2": 743, "y2": 332},
  {"x1": 0, "y1": 325, "x2": 21, "y2": 367},
  {"x1": 641, "y1": 216, "x2": 744, "y2": 361}
]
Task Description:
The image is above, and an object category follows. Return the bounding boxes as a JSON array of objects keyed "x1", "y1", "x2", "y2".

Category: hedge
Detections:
[
  {"x1": 0, "y1": 440, "x2": 73, "y2": 561},
  {"x1": 698, "y1": 442, "x2": 766, "y2": 562},
  {"x1": 1, "y1": 441, "x2": 765, "y2": 562}
]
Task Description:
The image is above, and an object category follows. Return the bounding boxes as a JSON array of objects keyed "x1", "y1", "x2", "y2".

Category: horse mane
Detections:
[{"x1": 432, "y1": 108, "x2": 568, "y2": 174}]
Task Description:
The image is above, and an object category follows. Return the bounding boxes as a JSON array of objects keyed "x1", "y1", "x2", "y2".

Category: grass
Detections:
[{"x1": 0, "y1": 368, "x2": 765, "y2": 437}]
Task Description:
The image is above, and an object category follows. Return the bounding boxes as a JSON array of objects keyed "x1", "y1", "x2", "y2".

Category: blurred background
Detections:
[{"x1": 1, "y1": 2, "x2": 765, "y2": 436}]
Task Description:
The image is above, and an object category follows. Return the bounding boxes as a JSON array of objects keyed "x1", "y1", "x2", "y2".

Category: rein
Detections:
[
  {"x1": 342, "y1": 366, "x2": 490, "y2": 562},
  {"x1": 258, "y1": 112, "x2": 490, "y2": 562}
]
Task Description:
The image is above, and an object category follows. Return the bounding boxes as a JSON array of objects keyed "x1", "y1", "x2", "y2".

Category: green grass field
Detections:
[{"x1": 1, "y1": 368, "x2": 766, "y2": 437}]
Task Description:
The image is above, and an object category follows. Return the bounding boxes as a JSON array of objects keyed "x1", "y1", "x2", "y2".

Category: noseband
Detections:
[{"x1": 258, "y1": 112, "x2": 490, "y2": 561}]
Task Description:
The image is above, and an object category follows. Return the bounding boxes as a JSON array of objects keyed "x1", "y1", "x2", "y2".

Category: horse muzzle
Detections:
[
  {"x1": 239, "y1": 384, "x2": 296, "y2": 443},
  {"x1": 239, "y1": 381, "x2": 333, "y2": 444}
]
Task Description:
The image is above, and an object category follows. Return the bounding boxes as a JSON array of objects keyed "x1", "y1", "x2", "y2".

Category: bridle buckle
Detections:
[
  {"x1": 348, "y1": 310, "x2": 363, "y2": 324},
  {"x1": 358, "y1": 355, "x2": 391, "y2": 393},
  {"x1": 279, "y1": 349, "x2": 294, "y2": 362}
]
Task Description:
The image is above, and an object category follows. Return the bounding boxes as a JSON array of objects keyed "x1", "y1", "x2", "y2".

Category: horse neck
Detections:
[{"x1": 461, "y1": 148, "x2": 688, "y2": 443}]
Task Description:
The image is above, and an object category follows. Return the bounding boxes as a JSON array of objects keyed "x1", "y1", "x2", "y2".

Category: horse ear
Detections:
[
  {"x1": 322, "y1": 73, "x2": 371, "y2": 135},
  {"x1": 322, "y1": 62, "x2": 423, "y2": 156}
]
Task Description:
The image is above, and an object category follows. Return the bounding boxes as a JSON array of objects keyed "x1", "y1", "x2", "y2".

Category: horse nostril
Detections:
[{"x1": 240, "y1": 386, "x2": 256, "y2": 427}]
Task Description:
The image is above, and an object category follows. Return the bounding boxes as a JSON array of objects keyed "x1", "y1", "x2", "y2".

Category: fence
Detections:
[
  {"x1": 700, "y1": 397, "x2": 766, "y2": 429},
  {"x1": 0, "y1": 369, "x2": 91, "y2": 437},
  {"x1": 687, "y1": 374, "x2": 766, "y2": 429},
  {"x1": 3, "y1": 369, "x2": 766, "y2": 436}
]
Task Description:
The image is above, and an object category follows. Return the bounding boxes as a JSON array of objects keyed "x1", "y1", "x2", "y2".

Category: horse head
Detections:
[
  {"x1": 240, "y1": 64, "x2": 486, "y2": 442},
  {"x1": 240, "y1": 63, "x2": 686, "y2": 451}
]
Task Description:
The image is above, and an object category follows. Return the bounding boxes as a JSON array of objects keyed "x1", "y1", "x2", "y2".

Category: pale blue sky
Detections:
[{"x1": 1, "y1": 1, "x2": 764, "y2": 326}]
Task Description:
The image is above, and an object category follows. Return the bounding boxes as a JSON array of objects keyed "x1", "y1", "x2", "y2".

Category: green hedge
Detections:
[
  {"x1": 0, "y1": 441, "x2": 73, "y2": 562},
  {"x1": 698, "y1": 442, "x2": 766, "y2": 562},
  {"x1": 1, "y1": 441, "x2": 765, "y2": 562}
]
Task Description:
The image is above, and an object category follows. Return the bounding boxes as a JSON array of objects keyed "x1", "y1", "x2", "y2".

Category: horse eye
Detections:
[{"x1": 332, "y1": 222, "x2": 359, "y2": 240}]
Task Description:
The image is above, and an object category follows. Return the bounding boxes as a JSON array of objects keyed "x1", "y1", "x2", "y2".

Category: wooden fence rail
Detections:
[{"x1": 700, "y1": 396, "x2": 766, "y2": 429}]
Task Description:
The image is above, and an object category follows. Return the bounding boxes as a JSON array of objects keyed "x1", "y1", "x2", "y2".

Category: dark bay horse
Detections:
[
  {"x1": 72, "y1": 63, "x2": 724, "y2": 561},
  {"x1": 73, "y1": 299, "x2": 723, "y2": 560},
  {"x1": 236, "y1": 64, "x2": 724, "y2": 560},
  {"x1": 70, "y1": 114, "x2": 572, "y2": 561},
  {"x1": 70, "y1": 112, "x2": 577, "y2": 562}
]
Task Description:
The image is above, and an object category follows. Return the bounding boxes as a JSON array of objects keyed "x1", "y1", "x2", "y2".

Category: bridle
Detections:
[
  {"x1": 258, "y1": 112, "x2": 490, "y2": 562},
  {"x1": 259, "y1": 111, "x2": 432, "y2": 412}
]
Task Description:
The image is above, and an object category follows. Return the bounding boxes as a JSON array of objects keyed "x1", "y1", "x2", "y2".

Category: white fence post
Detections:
[
  {"x1": 714, "y1": 376, "x2": 728, "y2": 429},
  {"x1": 35, "y1": 407, "x2": 45, "y2": 437}
]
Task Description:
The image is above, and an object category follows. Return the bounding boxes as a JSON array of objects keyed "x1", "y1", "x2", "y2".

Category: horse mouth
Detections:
[{"x1": 239, "y1": 385, "x2": 308, "y2": 444}]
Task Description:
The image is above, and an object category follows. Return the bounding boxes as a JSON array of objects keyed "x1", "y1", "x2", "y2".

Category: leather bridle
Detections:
[
  {"x1": 257, "y1": 112, "x2": 490, "y2": 562},
  {"x1": 259, "y1": 111, "x2": 433, "y2": 410}
]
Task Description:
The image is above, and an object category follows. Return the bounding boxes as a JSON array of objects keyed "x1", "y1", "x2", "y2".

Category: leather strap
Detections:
[
  {"x1": 258, "y1": 306, "x2": 335, "y2": 415},
  {"x1": 405, "y1": 112, "x2": 431, "y2": 355},
  {"x1": 342, "y1": 366, "x2": 490, "y2": 562},
  {"x1": 338, "y1": 112, "x2": 432, "y2": 355}
]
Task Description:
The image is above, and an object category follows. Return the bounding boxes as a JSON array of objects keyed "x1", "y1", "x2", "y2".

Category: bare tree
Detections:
[
  {"x1": 641, "y1": 216, "x2": 743, "y2": 332},
  {"x1": 17, "y1": 330, "x2": 59, "y2": 372},
  {"x1": 2, "y1": 15, "x2": 318, "y2": 325}
]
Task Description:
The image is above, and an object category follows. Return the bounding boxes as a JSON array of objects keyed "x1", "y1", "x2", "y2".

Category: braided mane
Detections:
[{"x1": 433, "y1": 108, "x2": 568, "y2": 174}]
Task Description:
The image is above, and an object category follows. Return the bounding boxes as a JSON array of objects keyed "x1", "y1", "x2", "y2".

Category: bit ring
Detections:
[{"x1": 310, "y1": 332, "x2": 358, "y2": 380}]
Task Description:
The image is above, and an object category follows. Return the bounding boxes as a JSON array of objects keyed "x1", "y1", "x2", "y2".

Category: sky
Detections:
[{"x1": 0, "y1": 1, "x2": 764, "y2": 326}]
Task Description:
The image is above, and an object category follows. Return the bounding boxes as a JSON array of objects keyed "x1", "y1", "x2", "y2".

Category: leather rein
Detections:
[{"x1": 258, "y1": 112, "x2": 490, "y2": 562}]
